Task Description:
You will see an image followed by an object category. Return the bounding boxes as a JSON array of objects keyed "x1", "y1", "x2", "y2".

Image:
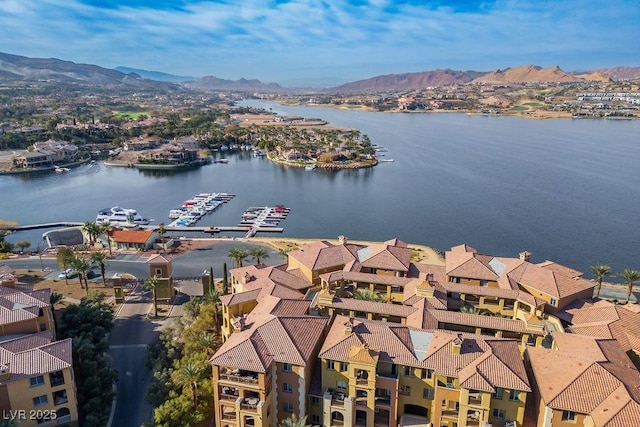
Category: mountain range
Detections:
[{"x1": 0, "y1": 52, "x2": 638, "y2": 93}]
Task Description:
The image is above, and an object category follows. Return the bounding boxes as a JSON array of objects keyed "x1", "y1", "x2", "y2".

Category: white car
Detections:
[{"x1": 58, "y1": 268, "x2": 77, "y2": 279}]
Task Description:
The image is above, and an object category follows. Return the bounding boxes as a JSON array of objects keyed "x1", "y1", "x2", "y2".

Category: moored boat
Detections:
[{"x1": 96, "y1": 207, "x2": 151, "y2": 225}]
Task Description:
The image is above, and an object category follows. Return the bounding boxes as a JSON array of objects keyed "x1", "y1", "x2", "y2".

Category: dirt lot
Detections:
[{"x1": 17, "y1": 269, "x2": 115, "y2": 307}]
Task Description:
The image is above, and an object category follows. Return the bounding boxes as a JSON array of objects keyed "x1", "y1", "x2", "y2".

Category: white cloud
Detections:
[{"x1": 0, "y1": 0, "x2": 637, "y2": 82}]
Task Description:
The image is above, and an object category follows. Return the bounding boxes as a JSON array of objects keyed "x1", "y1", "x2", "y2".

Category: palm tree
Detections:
[
  {"x1": 98, "y1": 222, "x2": 114, "y2": 255},
  {"x1": 460, "y1": 305, "x2": 486, "y2": 315},
  {"x1": 278, "y1": 247, "x2": 293, "y2": 260},
  {"x1": 228, "y1": 247, "x2": 249, "y2": 268},
  {"x1": 591, "y1": 264, "x2": 612, "y2": 298},
  {"x1": 205, "y1": 289, "x2": 222, "y2": 333},
  {"x1": 70, "y1": 256, "x2": 91, "y2": 292},
  {"x1": 82, "y1": 221, "x2": 101, "y2": 246},
  {"x1": 145, "y1": 275, "x2": 159, "y2": 317},
  {"x1": 197, "y1": 333, "x2": 216, "y2": 357},
  {"x1": 279, "y1": 414, "x2": 310, "y2": 427},
  {"x1": 353, "y1": 288, "x2": 388, "y2": 303},
  {"x1": 175, "y1": 360, "x2": 204, "y2": 409},
  {"x1": 91, "y1": 251, "x2": 108, "y2": 287},
  {"x1": 157, "y1": 223, "x2": 167, "y2": 251},
  {"x1": 56, "y1": 247, "x2": 75, "y2": 286},
  {"x1": 249, "y1": 246, "x2": 269, "y2": 265},
  {"x1": 622, "y1": 269, "x2": 640, "y2": 304}
]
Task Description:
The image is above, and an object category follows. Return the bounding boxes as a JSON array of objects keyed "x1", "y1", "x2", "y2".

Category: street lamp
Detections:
[{"x1": 37, "y1": 242, "x2": 44, "y2": 271}]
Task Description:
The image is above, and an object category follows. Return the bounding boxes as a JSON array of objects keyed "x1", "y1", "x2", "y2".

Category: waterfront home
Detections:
[
  {"x1": 0, "y1": 331, "x2": 79, "y2": 426},
  {"x1": 123, "y1": 137, "x2": 161, "y2": 151}
]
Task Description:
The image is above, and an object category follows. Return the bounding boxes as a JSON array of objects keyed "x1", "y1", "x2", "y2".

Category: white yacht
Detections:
[{"x1": 96, "y1": 207, "x2": 151, "y2": 225}]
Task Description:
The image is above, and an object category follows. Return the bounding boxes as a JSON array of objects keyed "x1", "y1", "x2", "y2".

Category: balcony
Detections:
[
  {"x1": 53, "y1": 390, "x2": 68, "y2": 406},
  {"x1": 220, "y1": 386, "x2": 240, "y2": 401},
  {"x1": 240, "y1": 397, "x2": 261, "y2": 412},
  {"x1": 441, "y1": 409, "x2": 459, "y2": 419},
  {"x1": 468, "y1": 393, "x2": 482, "y2": 406},
  {"x1": 49, "y1": 371, "x2": 65, "y2": 388},
  {"x1": 356, "y1": 378, "x2": 369, "y2": 385},
  {"x1": 374, "y1": 397, "x2": 391, "y2": 407},
  {"x1": 219, "y1": 368, "x2": 260, "y2": 385}
]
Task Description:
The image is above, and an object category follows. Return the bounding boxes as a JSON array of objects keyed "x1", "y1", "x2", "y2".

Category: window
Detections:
[
  {"x1": 492, "y1": 387, "x2": 504, "y2": 399},
  {"x1": 327, "y1": 360, "x2": 335, "y2": 370},
  {"x1": 337, "y1": 381, "x2": 347, "y2": 390},
  {"x1": 30, "y1": 375, "x2": 45, "y2": 387},
  {"x1": 340, "y1": 362, "x2": 348, "y2": 372},
  {"x1": 550, "y1": 298, "x2": 557, "y2": 307},
  {"x1": 446, "y1": 377, "x2": 455, "y2": 388},
  {"x1": 399, "y1": 385, "x2": 411, "y2": 396},
  {"x1": 283, "y1": 383, "x2": 293, "y2": 393},
  {"x1": 311, "y1": 414, "x2": 320, "y2": 424},
  {"x1": 404, "y1": 366, "x2": 413, "y2": 376},
  {"x1": 283, "y1": 402, "x2": 293, "y2": 413},
  {"x1": 283, "y1": 363, "x2": 292, "y2": 372},
  {"x1": 492, "y1": 408, "x2": 505, "y2": 419},
  {"x1": 509, "y1": 389, "x2": 520, "y2": 401},
  {"x1": 311, "y1": 396, "x2": 320, "y2": 406},
  {"x1": 423, "y1": 388, "x2": 435, "y2": 399},
  {"x1": 562, "y1": 411, "x2": 577, "y2": 422},
  {"x1": 33, "y1": 395, "x2": 48, "y2": 406},
  {"x1": 480, "y1": 280, "x2": 488, "y2": 287},
  {"x1": 421, "y1": 369, "x2": 433, "y2": 379}
]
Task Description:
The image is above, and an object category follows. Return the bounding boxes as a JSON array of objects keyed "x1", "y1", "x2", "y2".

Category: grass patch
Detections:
[
  {"x1": 523, "y1": 102, "x2": 544, "y2": 107},
  {"x1": 114, "y1": 110, "x2": 149, "y2": 120},
  {"x1": 510, "y1": 105, "x2": 529, "y2": 111}
]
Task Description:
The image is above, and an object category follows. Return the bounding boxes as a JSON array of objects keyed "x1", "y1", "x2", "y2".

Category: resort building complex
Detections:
[{"x1": 210, "y1": 237, "x2": 640, "y2": 427}]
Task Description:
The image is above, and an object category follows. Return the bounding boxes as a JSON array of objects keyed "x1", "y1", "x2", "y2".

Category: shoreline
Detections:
[{"x1": 274, "y1": 101, "x2": 638, "y2": 120}]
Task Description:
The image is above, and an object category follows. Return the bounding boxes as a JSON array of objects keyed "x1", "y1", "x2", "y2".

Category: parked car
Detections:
[
  {"x1": 86, "y1": 270, "x2": 97, "y2": 279},
  {"x1": 58, "y1": 268, "x2": 78, "y2": 279}
]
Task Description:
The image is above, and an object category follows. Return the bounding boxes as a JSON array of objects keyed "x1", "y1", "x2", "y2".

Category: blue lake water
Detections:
[{"x1": 1, "y1": 100, "x2": 639, "y2": 278}]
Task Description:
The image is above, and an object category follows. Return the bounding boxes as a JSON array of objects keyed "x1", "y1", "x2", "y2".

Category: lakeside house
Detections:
[{"x1": 12, "y1": 140, "x2": 79, "y2": 169}]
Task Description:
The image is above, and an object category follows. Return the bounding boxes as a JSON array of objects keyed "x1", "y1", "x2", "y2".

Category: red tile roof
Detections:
[
  {"x1": 320, "y1": 315, "x2": 530, "y2": 392},
  {"x1": 112, "y1": 229, "x2": 154, "y2": 244},
  {"x1": 0, "y1": 331, "x2": 73, "y2": 383}
]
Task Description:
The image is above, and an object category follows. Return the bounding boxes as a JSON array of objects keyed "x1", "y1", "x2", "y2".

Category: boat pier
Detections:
[{"x1": 0, "y1": 222, "x2": 84, "y2": 231}]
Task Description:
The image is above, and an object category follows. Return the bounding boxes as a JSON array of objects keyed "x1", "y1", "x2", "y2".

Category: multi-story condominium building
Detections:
[
  {"x1": 526, "y1": 332, "x2": 640, "y2": 426},
  {"x1": 215, "y1": 237, "x2": 619, "y2": 426},
  {"x1": 210, "y1": 295, "x2": 328, "y2": 427},
  {"x1": 0, "y1": 286, "x2": 54, "y2": 338},
  {"x1": 0, "y1": 331, "x2": 79, "y2": 426},
  {"x1": 314, "y1": 315, "x2": 530, "y2": 427}
]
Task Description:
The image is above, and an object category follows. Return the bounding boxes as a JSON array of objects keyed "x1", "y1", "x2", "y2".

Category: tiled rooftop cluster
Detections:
[{"x1": 210, "y1": 237, "x2": 640, "y2": 427}]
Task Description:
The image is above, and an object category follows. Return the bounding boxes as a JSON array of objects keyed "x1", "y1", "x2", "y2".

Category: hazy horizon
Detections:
[{"x1": 1, "y1": 0, "x2": 638, "y2": 85}]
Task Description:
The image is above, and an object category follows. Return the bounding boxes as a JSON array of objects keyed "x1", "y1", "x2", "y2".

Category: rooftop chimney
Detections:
[
  {"x1": 452, "y1": 334, "x2": 463, "y2": 355},
  {"x1": 519, "y1": 251, "x2": 532, "y2": 262},
  {"x1": 338, "y1": 235, "x2": 347, "y2": 245}
]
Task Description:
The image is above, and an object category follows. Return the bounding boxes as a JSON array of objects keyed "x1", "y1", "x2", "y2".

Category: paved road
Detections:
[{"x1": 108, "y1": 284, "x2": 158, "y2": 427}]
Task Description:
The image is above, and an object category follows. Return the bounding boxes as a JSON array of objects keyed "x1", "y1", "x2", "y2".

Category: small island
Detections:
[{"x1": 231, "y1": 113, "x2": 378, "y2": 169}]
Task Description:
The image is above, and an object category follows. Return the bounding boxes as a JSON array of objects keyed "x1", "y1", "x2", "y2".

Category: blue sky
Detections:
[{"x1": 0, "y1": 0, "x2": 638, "y2": 85}]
